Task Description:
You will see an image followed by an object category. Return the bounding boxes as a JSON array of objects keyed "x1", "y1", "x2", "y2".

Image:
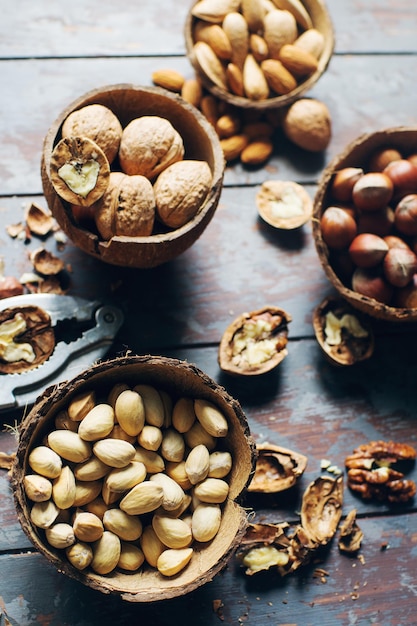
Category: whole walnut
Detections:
[
  {"x1": 61, "y1": 104, "x2": 123, "y2": 164},
  {"x1": 282, "y1": 98, "x2": 332, "y2": 152},
  {"x1": 119, "y1": 116, "x2": 184, "y2": 179},
  {"x1": 94, "y1": 171, "x2": 155, "y2": 239},
  {"x1": 154, "y1": 160, "x2": 212, "y2": 229}
]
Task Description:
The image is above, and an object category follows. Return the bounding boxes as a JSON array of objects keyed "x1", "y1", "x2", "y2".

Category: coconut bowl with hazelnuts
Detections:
[
  {"x1": 41, "y1": 84, "x2": 225, "y2": 268},
  {"x1": 313, "y1": 126, "x2": 417, "y2": 322}
]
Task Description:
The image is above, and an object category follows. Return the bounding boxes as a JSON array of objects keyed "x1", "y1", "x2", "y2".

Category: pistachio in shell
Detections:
[
  {"x1": 313, "y1": 296, "x2": 374, "y2": 366},
  {"x1": 256, "y1": 180, "x2": 313, "y2": 230},
  {"x1": 300, "y1": 475, "x2": 344, "y2": 545},
  {"x1": 218, "y1": 306, "x2": 291, "y2": 376},
  {"x1": 50, "y1": 136, "x2": 110, "y2": 207},
  {"x1": 247, "y1": 442, "x2": 307, "y2": 493},
  {"x1": 0, "y1": 305, "x2": 55, "y2": 374}
]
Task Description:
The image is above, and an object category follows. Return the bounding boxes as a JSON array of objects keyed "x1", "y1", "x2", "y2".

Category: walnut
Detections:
[
  {"x1": 345, "y1": 440, "x2": 416, "y2": 503},
  {"x1": 61, "y1": 104, "x2": 123, "y2": 164},
  {"x1": 119, "y1": 116, "x2": 184, "y2": 179},
  {"x1": 247, "y1": 442, "x2": 307, "y2": 493},
  {"x1": 94, "y1": 171, "x2": 155, "y2": 239},
  {"x1": 154, "y1": 160, "x2": 212, "y2": 228},
  {"x1": 50, "y1": 136, "x2": 110, "y2": 207},
  {"x1": 0, "y1": 306, "x2": 55, "y2": 374}
]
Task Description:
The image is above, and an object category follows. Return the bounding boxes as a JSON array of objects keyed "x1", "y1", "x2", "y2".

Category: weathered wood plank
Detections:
[
  {"x1": 1, "y1": 0, "x2": 416, "y2": 59},
  {"x1": 1, "y1": 55, "x2": 416, "y2": 197},
  {"x1": 0, "y1": 511, "x2": 416, "y2": 625}
]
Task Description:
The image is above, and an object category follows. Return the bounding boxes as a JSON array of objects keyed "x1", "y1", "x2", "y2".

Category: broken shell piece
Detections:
[
  {"x1": 218, "y1": 306, "x2": 291, "y2": 376},
  {"x1": 30, "y1": 248, "x2": 65, "y2": 276},
  {"x1": 247, "y1": 442, "x2": 307, "y2": 493},
  {"x1": 338, "y1": 509, "x2": 363, "y2": 554},
  {"x1": 50, "y1": 136, "x2": 110, "y2": 207},
  {"x1": 313, "y1": 296, "x2": 374, "y2": 366},
  {"x1": 25, "y1": 202, "x2": 55, "y2": 236},
  {"x1": 236, "y1": 522, "x2": 292, "y2": 576},
  {"x1": 301, "y1": 475, "x2": 344, "y2": 545},
  {"x1": 256, "y1": 180, "x2": 313, "y2": 230},
  {"x1": 0, "y1": 305, "x2": 55, "y2": 374}
]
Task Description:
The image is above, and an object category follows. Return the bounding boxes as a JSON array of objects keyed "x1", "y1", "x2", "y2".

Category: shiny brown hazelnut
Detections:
[
  {"x1": 357, "y1": 205, "x2": 394, "y2": 237},
  {"x1": 368, "y1": 147, "x2": 402, "y2": 172},
  {"x1": 408, "y1": 153, "x2": 417, "y2": 168},
  {"x1": 394, "y1": 275, "x2": 417, "y2": 308},
  {"x1": 351, "y1": 268, "x2": 393, "y2": 304},
  {"x1": 348, "y1": 233, "x2": 389, "y2": 268},
  {"x1": 384, "y1": 159, "x2": 417, "y2": 196},
  {"x1": 383, "y1": 235, "x2": 411, "y2": 251},
  {"x1": 352, "y1": 172, "x2": 394, "y2": 212},
  {"x1": 394, "y1": 194, "x2": 417, "y2": 236},
  {"x1": 383, "y1": 247, "x2": 417, "y2": 288},
  {"x1": 320, "y1": 206, "x2": 357, "y2": 250},
  {"x1": 331, "y1": 167, "x2": 363, "y2": 203}
]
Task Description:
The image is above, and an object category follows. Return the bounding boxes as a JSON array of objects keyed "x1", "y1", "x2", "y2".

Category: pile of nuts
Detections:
[
  {"x1": 50, "y1": 104, "x2": 212, "y2": 238},
  {"x1": 24, "y1": 383, "x2": 233, "y2": 577},
  {"x1": 320, "y1": 146, "x2": 417, "y2": 307},
  {"x1": 189, "y1": 0, "x2": 324, "y2": 102}
]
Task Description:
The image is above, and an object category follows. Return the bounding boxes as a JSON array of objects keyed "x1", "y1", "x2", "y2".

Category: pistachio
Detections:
[
  {"x1": 45, "y1": 523, "x2": 76, "y2": 549},
  {"x1": 24, "y1": 474, "x2": 53, "y2": 502},
  {"x1": 73, "y1": 511, "x2": 104, "y2": 542},
  {"x1": 66, "y1": 541, "x2": 93, "y2": 570}
]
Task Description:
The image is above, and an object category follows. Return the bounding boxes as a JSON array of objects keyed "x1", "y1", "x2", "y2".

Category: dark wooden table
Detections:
[{"x1": 1, "y1": 2, "x2": 417, "y2": 624}]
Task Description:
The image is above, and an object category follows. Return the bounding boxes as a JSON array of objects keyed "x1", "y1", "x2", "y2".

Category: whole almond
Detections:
[
  {"x1": 261, "y1": 58, "x2": 297, "y2": 94},
  {"x1": 134, "y1": 447, "x2": 165, "y2": 473},
  {"x1": 74, "y1": 456, "x2": 110, "y2": 481},
  {"x1": 215, "y1": 113, "x2": 241, "y2": 138},
  {"x1": 120, "y1": 481, "x2": 164, "y2": 515},
  {"x1": 242, "y1": 121, "x2": 275, "y2": 139},
  {"x1": 184, "y1": 421, "x2": 217, "y2": 450},
  {"x1": 45, "y1": 523, "x2": 76, "y2": 549},
  {"x1": 193, "y1": 477, "x2": 229, "y2": 503},
  {"x1": 30, "y1": 500, "x2": 60, "y2": 529},
  {"x1": 48, "y1": 431, "x2": 92, "y2": 464},
  {"x1": 160, "y1": 427, "x2": 185, "y2": 462},
  {"x1": 243, "y1": 54, "x2": 269, "y2": 100},
  {"x1": 152, "y1": 514, "x2": 193, "y2": 549},
  {"x1": 118, "y1": 543, "x2": 145, "y2": 571},
  {"x1": 78, "y1": 403, "x2": 115, "y2": 441},
  {"x1": 250, "y1": 33, "x2": 269, "y2": 62},
  {"x1": 52, "y1": 465, "x2": 76, "y2": 509},
  {"x1": 28, "y1": 446, "x2": 62, "y2": 478},
  {"x1": 91, "y1": 531, "x2": 121, "y2": 575},
  {"x1": 152, "y1": 69, "x2": 185, "y2": 92},
  {"x1": 241, "y1": 0, "x2": 266, "y2": 33},
  {"x1": 66, "y1": 542, "x2": 93, "y2": 570},
  {"x1": 294, "y1": 28, "x2": 325, "y2": 60},
  {"x1": 241, "y1": 138, "x2": 274, "y2": 165},
  {"x1": 194, "y1": 23, "x2": 233, "y2": 60},
  {"x1": 134, "y1": 384, "x2": 165, "y2": 428},
  {"x1": 138, "y1": 425, "x2": 163, "y2": 451},
  {"x1": 191, "y1": 0, "x2": 241, "y2": 23},
  {"x1": 172, "y1": 397, "x2": 196, "y2": 433},
  {"x1": 157, "y1": 547, "x2": 193, "y2": 576},
  {"x1": 208, "y1": 450, "x2": 233, "y2": 478},
  {"x1": 278, "y1": 43, "x2": 319, "y2": 77},
  {"x1": 271, "y1": 0, "x2": 313, "y2": 30},
  {"x1": 194, "y1": 399, "x2": 229, "y2": 437},
  {"x1": 181, "y1": 78, "x2": 203, "y2": 108},
  {"x1": 165, "y1": 461, "x2": 193, "y2": 491},
  {"x1": 226, "y1": 62, "x2": 245, "y2": 96},
  {"x1": 114, "y1": 389, "x2": 145, "y2": 436},
  {"x1": 200, "y1": 94, "x2": 220, "y2": 126},
  {"x1": 140, "y1": 525, "x2": 166, "y2": 567},
  {"x1": 73, "y1": 479, "x2": 102, "y2": 507},
  {"x1": 191, "y1": 503, "x2": 221, "y2": 542},
  {"x1": 103, "y1": 508, "x2": 143, "y2": 541},
  {"x1": 73, "y1": 511, "x2": 104, "y2": 542},
  {"x1": 24, "y1": 474, "x2": 53, "y2": 502},
  {"x1": 222, "y1": 11, "x2": 249, "y2": 69},
  {"x1": 104, "y1": 460, "x2": 147, "y2": 493},
  {"x1": 150, "y1": 472, "x2": 186, "y2": 511},
  {"x1": 193, "y1": 41, "x2": 228, "y2": 90},
  {"x1": 263, "y1": 9, "x2": 297, "y2": 59},
  {"x1": 67, "y1": 390, "x2": 96, "y2": 422},
  {"x1": 185, "y1": 444, "x2": 210, "y2": 485},
  {"x1": 93, "y1": 438, "x2": 136, "y2": 468}
]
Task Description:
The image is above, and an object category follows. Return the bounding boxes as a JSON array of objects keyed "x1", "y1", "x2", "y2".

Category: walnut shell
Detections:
[
  {"x1": 218, "y1": 306, "x2": 291, "y2": 376},
  {"x1": 0, "y1": 305, "x2": 55, "y2": 374},
  {"x1": 301, "y1": 475, "x2": 343, "y2": 545},
  {"x1": 247, "y1": 442, "x2": 307, "y2": 493},
  {"x1": 61, "y1": 103, "x2": 123, "y2": 164},
  {"x1": 50, "y1": 136, "x2": 110, "y2": 207},
  {"x1": 94, "y1": 172, "x2": 155, "y2": 239},
  {"x1": 256, "y1": 180, "x2": 313, "y2": 230},
  {"x1": 154, "y1": 160, "x2": 212, "y2": 228},
  {"x1": 313, "y1": 296, "x2": 374, "y2": 366},
  {"x1": 119, "y1": 116, "x2": 185, "y2": 179}
]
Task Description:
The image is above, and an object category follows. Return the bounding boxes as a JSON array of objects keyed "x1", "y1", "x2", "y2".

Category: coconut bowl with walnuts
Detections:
[
  {"x1": 313, "y1": 126, "x2": 417, "y2": 322},
  {"x1": 41, "y1": 84, "x2": 225, "y2": 268},
  {"x1": 12, "y1": 355, "x2": 257, "y2": 602}
]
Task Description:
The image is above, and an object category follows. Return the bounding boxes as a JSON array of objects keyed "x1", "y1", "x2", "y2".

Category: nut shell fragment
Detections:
[
  {"x1": 218, "y1": 306, "x2": 291, "y2": 375},
  {"x1": 313, "y1": 296, "x2": 374, "y2": 366},
  {"x1": 247, "y1": 442, "x2": 307, "y2": 493},
  {"x1": 301, "y1": 475, "x2": 343, "y2": 545},
  {"x1": 256, "y1": 180, "x2": 313, "y2": 230},
  {"x1": 0, "y1": 305, "x2": 55, "y2": 374},
  {"x1": 338, "y1": 509, "x2": 363, "y2": 554},
  {"x1": 50, "y1": 136, "x2": 110, "y2": 207}
]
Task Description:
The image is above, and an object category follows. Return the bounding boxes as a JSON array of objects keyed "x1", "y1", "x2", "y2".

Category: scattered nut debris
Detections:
[
  {"x1": 247, "y1": 442, "x2": 307, "y2": 493},
  {"x1": 212, "y1": 599, "x2": 224, "y2": 621},
  {"x1": 25, "y1": 202, "x2": 55, "y2": 236},
  {"x1": 0, "y1": 451, "x2": 16, "y2": 471},
  {"x1": 30, "y1": 247, "x2": 65, "y2": 276},
  {"x1": 338, "y1": 509, "x2": 363, "y2": 554},
  {"x1": 345, "y1": 440, "x2": 416, "y2": 503}
]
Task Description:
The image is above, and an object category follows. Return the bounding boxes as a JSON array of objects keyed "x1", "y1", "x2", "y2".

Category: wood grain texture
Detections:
[{"x1": 1, "y1": 0, "x2": 417, "y2": 623}]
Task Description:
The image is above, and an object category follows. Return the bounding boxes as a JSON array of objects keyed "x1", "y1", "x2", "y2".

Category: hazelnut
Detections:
[
  {"x1": 357, "y1": 205, "x2": 394, "y2": 237},
  {"x1": 94, "y1": 171, "x2": 155, "y2": 239},
  {"x1": 394, "y1": 275, "x2": 417, "y2": 308},
  {"x1": 119, "y1": 116, "x2": 184, "y2": 179},
  {"x1": 348, "y1": 233, "x2": 389, "y2": 268},
  {"x1": 154, "y1": 160, "x2": 212, "y2": 229},
  {"x1": 383, "y1": 159, "x2": 417, "y2": 197},
  {"x1": 383, "y1": 247, "x2": 417, "y2": 288},
  {"x1": 351, "y1": 268, "x2": 393, "y2": 304},
  {"x1": 331, "y1": 167, "x2": 363, "y2": 203},
  {"x1": 352, "y1": 172, "x2": 394, "y2": 212},
  {"x1": 368, "y1": 147, "x2": 402, "y2": 172},
  {"x1": 61, "y1": 104, "x2": 123, "y2": 164},
  {"x1": 320, "y1": 206, "x2": 357, "y2": 250},
  {"x1": 383, "y1": 235, "x2": 411, "y2": 251},
  {"x1": 281, "y1": 98, "x2": 331, "y2": 152},
  {"x1": 50, "y1": 136, "x2": 110, "y2": 207},
  {"x1": 394, "y1": 194, "x2": 417, "y2": 236}
]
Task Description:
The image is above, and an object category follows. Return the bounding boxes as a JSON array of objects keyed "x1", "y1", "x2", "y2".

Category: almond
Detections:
[
  {"x1": 191, "y1": 0, "x2": 241, "y2": 23},
  {"x1": 151, "y1": 69, "x2": 185, "y2": 92},
  {"x1": 172, "y1": 397, "x2": 196, "y2": 433},
  {"x1": 260, "y1": 58, "x2": 297, "y2": 94},
  {"x1": 193, "y1": 41, "x2": 228, "y2": 90},
  {"x1": 243, "y1": 54, "x2": 269, "y2": 100},
  {"x1": 73, "y1": 511, "x2": 104, "y2": 542},
  {"x1": 114, "y1": 389, "x2": 145, "y2": 436},
  {"x1": 191, "y1": 503, "x2": 221, "y2": 542},
  {"x1": 278, "y1": 44, "x2": 319, "y2": 77},
  {"x1": 78, "y1": 403, "x2": 115, "y2": 441},
  {"x1": 103, "y1": 508, "x2": 143, "y2": 541},
  {"x1": 294, "y1": 28, "x2": 325, "y2": 60},
  {"x1": 48, "y1": 430, "x2": 92, "y2": 464},
  {"x1": 241, "y1": 138, "x2": 274, "y2": 165},
  {"x1": 263, "y1": 9, "x2": 297, "y2": 59},
  {"x1": 45, "y1": 523, "x2": 76, "y2": 549},
  {"x1": 194, "y1": 399, "x2": 229, "y2": 437},
  {"x1": 194, "y1": 23, "x2": 233, "y2": 60},
  {"x1": 241, "y1": 0, "x2": 266, "y2": 33},
  {"x1": 140, "y1": 525, "x2": 166, "y2": 567},
  {"x1": 91, "y1": 531, "x2": 121, "y2": 575},
  {"x1": 133, "y1": 384, "x2": 165, "y2": 428},
  {"x1": 215, "y1": 113, "x2": 241, "y2": 138},
  {"x1": 222, "y1": 11, "x2": 249, "y2": 69},
  {"x1": 249, "y1": 33, "x2": 269, "y2": 63},
  {"x1": 193, "y1": 477, "x2": 229, "y2": 503},
  {"x1": 118, "y1": 543, "x2": 145, "y2": 571},
  {"x1": 185, "y1": 444, "x2": 210, "y2": 485},
  {"x1": 52, "y1": 465, "x2": 76, "y2": 509},
  {"x1": 181, "y1": 78, "x2": 203, "y2": 108},
  {"x1": 152, "y1": 514, "x2": 193, "y2": 549},
  {"x1": 66, "y1": 542, "x2": 93, "y2": 570},
  {"x1": 150, "y1": 472, "x2": 186, "y2": 511},
  {"x1": 271, "y1": 0, "x2": 313, "y2": 30},
  {"x1": 157, "y1": 547, "x2": 193, "y2": 576},
  {"x1": 28, "y1": 446, "x2": 62, "y2": 479},
  {"x1": 104, "y1": 460, "x2": 147, "y2": 493},
  {"x1": 226, "y1": 62, "x2": 245, "y2": 96},
  {"x1": 119, "y1": 481, "x2": 164, "y2": 515},
  {"x1": 93, "y1": 438, "x2": 136, "y2": 468}
]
